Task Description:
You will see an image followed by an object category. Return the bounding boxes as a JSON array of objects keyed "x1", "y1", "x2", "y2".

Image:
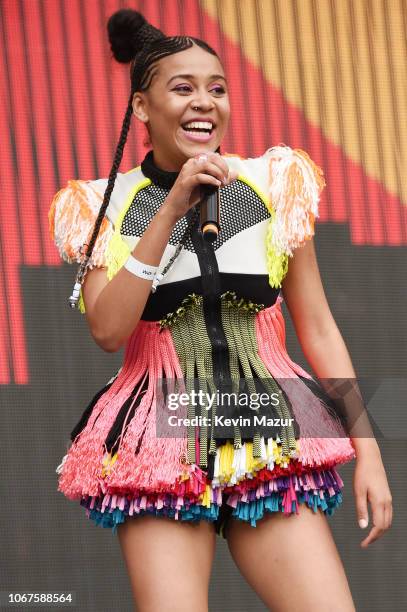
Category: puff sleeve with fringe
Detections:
[
  {"x1": 264, "y1": 144, "x2": 326, "y2": 257},
  {"x1": 233, "y1": 144, "x2": 326, "y2": 288},
  {"x1": 48, "y1": 179, "x2": 114, "y2": 269}
]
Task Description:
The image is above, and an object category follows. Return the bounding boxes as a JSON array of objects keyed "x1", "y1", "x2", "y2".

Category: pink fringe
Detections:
[
  {"x1": 256, "y1": 297, "x2": 356, "y2": 467},
  {"x1": 58, "y1": 298, "x2": 356, "y2": 503},
  {"x1": 58, "y1": 321, "x2": 207, "y2": 500}
]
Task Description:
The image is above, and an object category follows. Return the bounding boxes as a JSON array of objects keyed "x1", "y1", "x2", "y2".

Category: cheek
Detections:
[{"x1": 218, "y1": 108, "x2": 230, "y2": 129}]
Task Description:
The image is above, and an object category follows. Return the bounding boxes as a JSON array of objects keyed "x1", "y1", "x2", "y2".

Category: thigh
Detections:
[
  {"x1": 225, "y1": 504, "x2": 355, "y2": 612},
  {"x1": 117, "y1": 515, "x2": 216, "y2": 612}
]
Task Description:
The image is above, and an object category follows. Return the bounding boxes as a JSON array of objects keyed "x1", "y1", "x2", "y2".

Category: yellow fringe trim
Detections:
[
  {"x1": 246, "y1": 144, "x2": 327, "y2": 288},
  {"x1": 197, "y1": 439, "x2": 301, "y2": 488},
  {"x1": 199, "y1": 484, "x2": 212, "y2": 508},
  {"x1": 78, "y1": 178, "x2": 151, "y2": 314},
  {"x1": 101, "y1": 451, "x2": 118, "y2": 478},
  {"x1": 235, "y1": 173, "x2": 290, "y2": 289}
]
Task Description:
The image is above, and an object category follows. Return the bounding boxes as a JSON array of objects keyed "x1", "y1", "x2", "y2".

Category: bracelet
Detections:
[{"x1": 124, "y1": 255, "x2": 158, "y2": 280}]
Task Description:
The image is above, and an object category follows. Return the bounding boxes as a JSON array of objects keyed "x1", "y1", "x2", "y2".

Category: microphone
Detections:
[{"x1": 199, "y1": 184, "x2": 220, "y2": 243}]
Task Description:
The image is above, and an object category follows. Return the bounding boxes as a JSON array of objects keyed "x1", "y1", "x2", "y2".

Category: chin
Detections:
[{"x1": 187, "y1": 142, "x2": 221, "y2": 155}]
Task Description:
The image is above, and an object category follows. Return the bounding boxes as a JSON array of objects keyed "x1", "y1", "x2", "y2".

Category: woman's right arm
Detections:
[
  {"x1": 83, "y1": 152, "x2": 237, "y2": 353},
  {"x1": 83, "y1": 201, "x2": 179, "y2": 352}
]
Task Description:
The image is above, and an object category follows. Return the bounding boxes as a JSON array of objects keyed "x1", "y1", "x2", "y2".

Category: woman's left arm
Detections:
[{"x1": 281, "y1": 237, "x2": 393, "y2": 547}]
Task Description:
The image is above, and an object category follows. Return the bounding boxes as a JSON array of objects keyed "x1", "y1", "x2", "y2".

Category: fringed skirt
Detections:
[{"x1": 56, "y1": 293, "x2": 356, "y2": 538}]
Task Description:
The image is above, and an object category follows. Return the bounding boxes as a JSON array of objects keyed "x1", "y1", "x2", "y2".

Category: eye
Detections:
[
  {"x1": 173, "y1": 85, "x2": 192, "y2": 93},
  {"x1": 211, "y1": 87, "x2": 226, "y2": 94}
]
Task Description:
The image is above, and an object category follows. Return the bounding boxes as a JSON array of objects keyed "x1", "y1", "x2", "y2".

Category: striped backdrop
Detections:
[{"x1": 0, "y1": 0, "x2": 406, "y2": 383}]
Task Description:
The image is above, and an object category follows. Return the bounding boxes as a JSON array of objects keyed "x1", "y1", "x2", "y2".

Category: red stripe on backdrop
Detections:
[
  {"x1": 101, "y1": 0, "x2": 143, "y2": 173},
  {"x1": 82, "y1": 0, "x2": 116, "y2": 177},
  {"x1": 1, "y1": 0, "x2": 406, "y2": 385},
  {"x1": 60, "y1": 0, "x2": 96, "y2": 179},
  {"x1": 0, "y1": 17, "x2": 13, "y2": 383},
  {"x1": 161, "y1": 0, "x2": 181, "y2": 35},
  {"x1": 3, "y1": 1, "x2": 41, "y2": 264},
  {"x1": 43, "y1": 0, "x2": 77, "y2": 247},
  {"x1": 1, "y1": 1, "x2": 31, "y2": 383},
  {"x1": 22, "y1": 1, "x2": 60, "y2": 262},
  {"x1": 131, "y1": 0, "x2": 163, "y2": 163}
]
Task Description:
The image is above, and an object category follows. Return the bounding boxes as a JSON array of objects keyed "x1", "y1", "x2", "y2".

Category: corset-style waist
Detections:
[{"x1": 119, "y1": 293, "x2": 350, "y2": 473}]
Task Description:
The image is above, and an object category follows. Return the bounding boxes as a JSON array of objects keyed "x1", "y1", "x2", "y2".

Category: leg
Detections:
[
  {"x1": 117, "y1": 515, "x2": 216, "y2": 612},
  {"x1": 225, "y1": 503, "x2": 356, "y2": 612}
]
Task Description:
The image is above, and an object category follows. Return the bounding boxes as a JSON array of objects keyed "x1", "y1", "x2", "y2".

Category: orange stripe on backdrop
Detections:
[{"x1": 201, "y1": 0, "x2": 407, "y2": 243}]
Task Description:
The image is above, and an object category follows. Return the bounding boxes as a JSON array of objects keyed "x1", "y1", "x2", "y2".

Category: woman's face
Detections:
[{"x1": 132, "y1": 44, "x2": 230, "y2": 171}]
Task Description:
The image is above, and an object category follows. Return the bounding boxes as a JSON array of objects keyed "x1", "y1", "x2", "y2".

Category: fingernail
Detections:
[{"x1": 359, "y1": 518, "x2": 368, "y2": 528}]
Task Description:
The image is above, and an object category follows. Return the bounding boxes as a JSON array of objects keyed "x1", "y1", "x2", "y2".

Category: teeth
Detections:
[{"x1": 183, "y1": 121, "x2": 213, "y2": 130}]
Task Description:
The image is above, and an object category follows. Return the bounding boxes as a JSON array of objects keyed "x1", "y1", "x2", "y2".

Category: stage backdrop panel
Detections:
[{"x1": 1, "y1": 1, "x2": 406, "y2": 610}]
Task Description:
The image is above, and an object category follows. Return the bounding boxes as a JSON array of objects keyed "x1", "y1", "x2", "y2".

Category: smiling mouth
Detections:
[{"x1": 181, "y1": 122, "x2": 216, "y2": 135}]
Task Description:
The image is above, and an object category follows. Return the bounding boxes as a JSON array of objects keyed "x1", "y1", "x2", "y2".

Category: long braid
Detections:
[
  {"x1": 68, "y1": 91, "x2": 134, "y2": 307},
  {"x1": 86, "y1": 92, "x2": 134, "y2": 257},
  {"x1": 69, "y1": 8, "x2": 220, "y2": 309}
]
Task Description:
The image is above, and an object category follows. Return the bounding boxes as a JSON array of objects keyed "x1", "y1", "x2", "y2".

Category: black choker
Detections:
[
  {"x1": 140, "y1": 150, "x2": 179, "y2": 189},
  {"x1": 140, "y1": 148, "x2": 221, "y2": 190}
]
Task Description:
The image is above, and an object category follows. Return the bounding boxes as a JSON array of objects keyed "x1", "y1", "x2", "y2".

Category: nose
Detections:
[{"x1": 191, "y1": 88, "x2": 215, "y2": 110}]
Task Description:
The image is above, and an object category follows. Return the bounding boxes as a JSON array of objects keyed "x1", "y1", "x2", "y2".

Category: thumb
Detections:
[{"x1": 356, "y1": 492, "x2": 369, "y2": 528}]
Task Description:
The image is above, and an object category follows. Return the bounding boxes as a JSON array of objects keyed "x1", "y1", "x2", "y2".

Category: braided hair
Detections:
[{"x1": 70, "y1": 9, "x2": 221, "y2": 306}]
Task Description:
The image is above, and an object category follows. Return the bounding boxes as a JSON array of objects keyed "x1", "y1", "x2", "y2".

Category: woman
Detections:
[{"x1": 50, "y1": 9, "x2": 392, "y2": 611}]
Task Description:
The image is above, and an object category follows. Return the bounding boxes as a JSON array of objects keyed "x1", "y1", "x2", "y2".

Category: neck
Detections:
[
  {"x1": 141, "y1": 150, "x2": 180, "y2": 189},
  {"x1": 140, "y1": 146, "x2": 222, "y2": 189},
  {"x1": 151, "y1": 149, "x2": 187, "y2": 173}
]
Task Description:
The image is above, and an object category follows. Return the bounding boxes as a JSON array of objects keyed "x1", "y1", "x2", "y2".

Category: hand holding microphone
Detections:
[
  {"x1": 195, "y1": 153, "x2": 239, "y2": 242},
  {"x1": 161, "y1": 152, "x2": 238, "y2": 227}
]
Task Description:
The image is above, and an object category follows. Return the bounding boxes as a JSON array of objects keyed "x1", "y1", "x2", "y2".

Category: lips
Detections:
[{"x1": 180, "y1": 126, "x2": 216, "y2": 143}]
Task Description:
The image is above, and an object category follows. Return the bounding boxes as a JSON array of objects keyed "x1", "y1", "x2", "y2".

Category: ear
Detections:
[{"x1": 132, "y1": 92, "x2": 149, "y2": 123}]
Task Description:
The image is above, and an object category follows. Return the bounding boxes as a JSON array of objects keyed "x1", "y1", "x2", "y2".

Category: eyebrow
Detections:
[{"x1": 166, "y1": 74, "x2": 228, "y2": 86}]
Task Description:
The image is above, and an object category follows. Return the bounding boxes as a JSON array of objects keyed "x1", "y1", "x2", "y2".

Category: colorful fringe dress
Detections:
[{"x1": 49, "y1": 144, "x2": 356, "y2": 538}]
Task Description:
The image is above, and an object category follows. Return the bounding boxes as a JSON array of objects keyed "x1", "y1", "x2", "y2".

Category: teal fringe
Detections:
[
  {"x1": 86, "y1": 502, "x2": 220, "y2": 535},
  {"x1": 82, "y1": 491, "x2": 343, "y2": 535},
  {"x1": 230, "y1": 491, "x2": 343, "y2": 528}
]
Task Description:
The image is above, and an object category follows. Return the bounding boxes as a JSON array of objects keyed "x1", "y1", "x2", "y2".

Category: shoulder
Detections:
[
  {"x1": 50, "y1": 166, "x2": 148, "y2": 227},
  {"x1": 48, "y1": 167, "x2": 147, "y2": 267},
  {"x1": 222, "y1": 144, "x2": 326, "y2": 202},
  {"x1": 221, "y1": 145, "x2": 326, "y2": 289}
]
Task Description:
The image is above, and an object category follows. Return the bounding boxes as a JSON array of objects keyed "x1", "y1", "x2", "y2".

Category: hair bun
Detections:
[{"x1": 107, "y1": 9, "x2": 165, "y2": 63}]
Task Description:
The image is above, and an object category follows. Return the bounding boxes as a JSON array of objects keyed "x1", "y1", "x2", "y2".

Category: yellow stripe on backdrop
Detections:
[{"x1": 200, "y1": 0, "x2": 407, "y2": 204}]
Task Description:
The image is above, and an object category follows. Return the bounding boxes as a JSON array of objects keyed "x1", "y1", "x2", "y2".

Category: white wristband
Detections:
[{"x1": 124, "y1": 255, "x2": 158, "y2": 280}]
